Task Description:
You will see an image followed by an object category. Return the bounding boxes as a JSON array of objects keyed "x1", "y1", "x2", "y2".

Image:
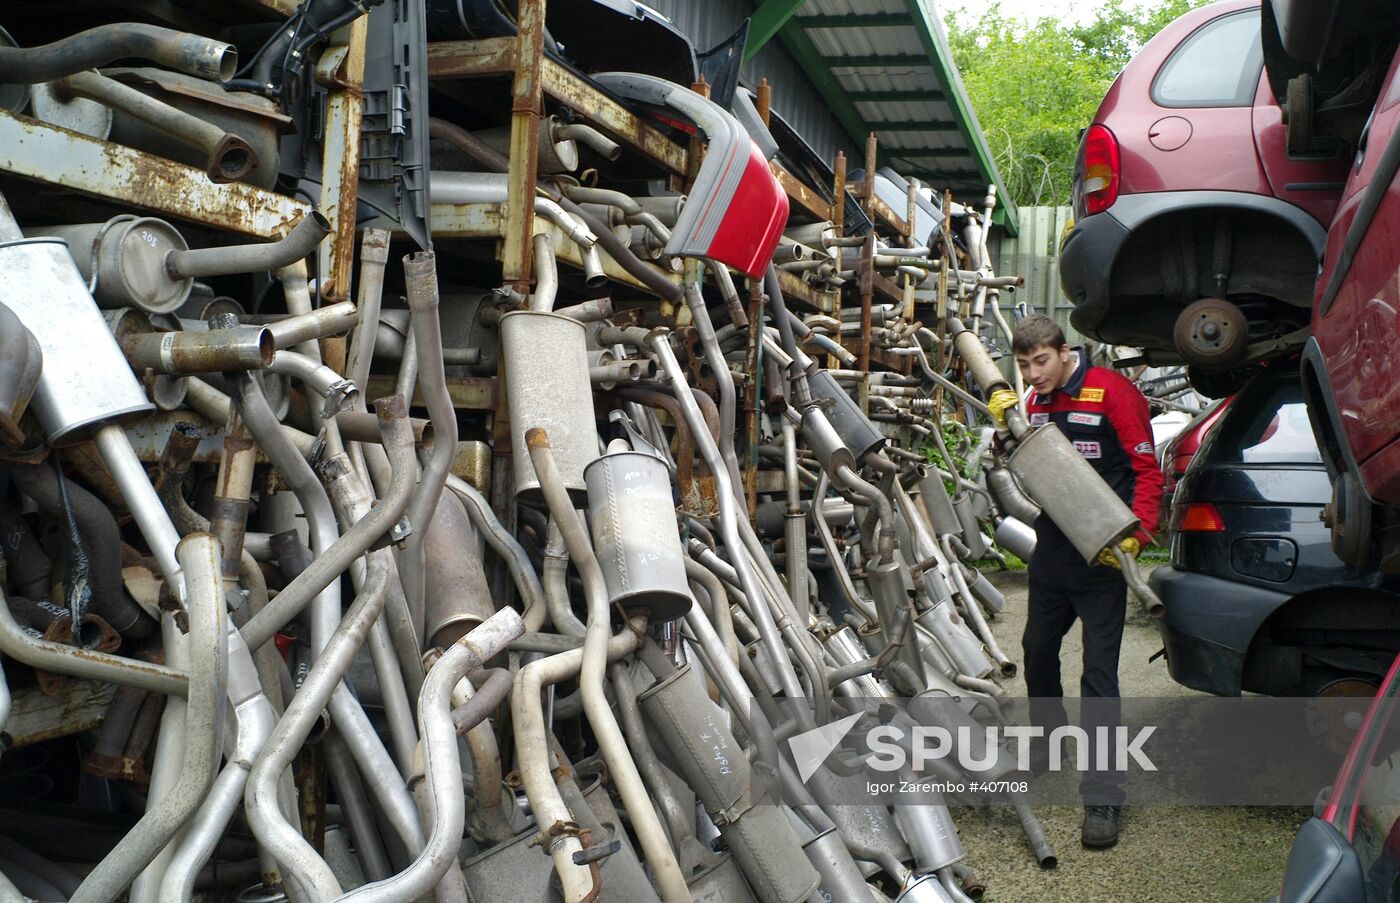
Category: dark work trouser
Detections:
[{"x1": 1023, "y1": 573, "x2": 1127, "y2": 806}]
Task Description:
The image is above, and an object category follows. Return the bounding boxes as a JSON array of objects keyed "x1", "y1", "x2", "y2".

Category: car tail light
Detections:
[
  {"x1": 1175, "y1": 502, "x2": 1225, "y2": 532},
  {"x1": 1081, "y1": 124, "x2": 1120, "y2": 216}
]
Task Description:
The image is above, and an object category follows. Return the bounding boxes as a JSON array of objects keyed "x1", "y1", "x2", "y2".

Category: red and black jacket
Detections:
[{"x1": 1024, "y1": 352, "x2": 1164, "y2": 582}]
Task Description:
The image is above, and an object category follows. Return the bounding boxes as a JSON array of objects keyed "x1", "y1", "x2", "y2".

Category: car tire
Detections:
[
  {"x1": 1326, "y1": 472, "x2": 1374, "y2": 569},
  {"x1": 1300, "y1": 667, "x2": 1379, "y2": 755},
  {"x1": 1174, "y1": 298, "x2": 1250, "y2": 370},
  {"x1": 1302, "y1": 668, "x2": 1381, "y2": 698}
]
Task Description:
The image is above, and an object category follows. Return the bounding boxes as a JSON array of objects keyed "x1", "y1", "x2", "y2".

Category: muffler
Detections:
[
  {"x1": 583, "y1": 444, "x2": 692, "y2": 622},
  {"x1": 1007, "y1": 424, "x2": 1135, "y2": 561},
  {"x1": 32, "y1": 211, "x2": 329, "y2": 315},
  {"x1": 961, "y1": 566, "x2": 1004, "y2": 615},
  {"x1": 103, "y1": 68, "x2": 284, "y2": 188},
  {"x1": 808, "y1": 370, "x2": 886, "y2": 460},
  {"x1": 500, "y1": 309, "x2": 597, "y2": 502},
  {"x1": 0, "y1": 234, "x2": 152, "y2": 444},
  {"x1": 993, "y1": 516, "x2": 1036, "y2": 562},
  {"x1": 867, "y1": 559, "x2": 925, "y2": 693},
  {"x1": 1008, "y1": 424, "x2": 1164, "y2": 615},
  {"x1": 639, "y1": 665, "x2": 820, "y2": 903},
  {"x1": 951, "y1": 492, "x2": 989, "y2": 559},
  {"x1": 422, "y1": 491, "x2": 494, "y2": 649},
  {"x1": 916, "y1": 467, "x2": 963, "y2": 537},
  {"x1": 893, "y1": 803, "x2": 965, "y2": 873},
  {"x1": 30, "y1": 217, "x2": 190, "y2": 314}
]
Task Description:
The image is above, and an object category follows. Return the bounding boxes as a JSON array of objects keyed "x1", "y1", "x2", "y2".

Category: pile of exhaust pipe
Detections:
[
  {"x1": 0, "y1": 174, "x2": 1168, "y2": 900},
  {"x1": 0, "y1": 16, "x2": 1172, "y2": 903}
]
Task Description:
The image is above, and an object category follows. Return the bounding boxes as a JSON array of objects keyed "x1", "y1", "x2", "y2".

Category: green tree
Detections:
[{"x1": 945, "y1": 0, "x2": 1208, "y2": 207}]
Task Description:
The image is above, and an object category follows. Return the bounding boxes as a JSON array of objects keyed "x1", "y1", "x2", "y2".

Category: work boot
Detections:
[{"x1": 1081, "y1": 805, "x2": 1121, "y2": 849}]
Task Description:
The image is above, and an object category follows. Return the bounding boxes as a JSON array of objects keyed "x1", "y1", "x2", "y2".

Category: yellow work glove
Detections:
[
  {"x1": 986, "y1": 388, "x2": 1020, "y2": 429},
  {"x1": 1098, "y1": 536, "x2": 1141, "y2": 569}
]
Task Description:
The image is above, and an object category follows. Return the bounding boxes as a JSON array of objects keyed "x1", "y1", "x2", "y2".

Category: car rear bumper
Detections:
[
  {"x1": 1057, "y1": 207, "x2": 1130, "y2": 338},
  {"x1": 1150, "y1": 565, "x2": 1291, "y2": 696}
]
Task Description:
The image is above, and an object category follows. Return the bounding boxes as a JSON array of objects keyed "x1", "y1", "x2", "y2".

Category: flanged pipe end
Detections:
[
  {"x1": 524, "y1": 427, "x2": 551, "y2": 450},
  {"x1": 206, "y1": 133, "x2": 259, "y2": 184}
]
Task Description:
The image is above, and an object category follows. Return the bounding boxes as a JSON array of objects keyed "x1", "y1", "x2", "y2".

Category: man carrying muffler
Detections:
[{"x1": 990, "y1": 314, "x2": 1163, "y2": 850}]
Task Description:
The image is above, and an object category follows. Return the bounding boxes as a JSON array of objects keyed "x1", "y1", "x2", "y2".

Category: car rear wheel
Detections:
[
  {"x1": 1174, "y1": 298, "x2": 1250, "y2": 369},
  {"x1": 1302, "y1": 668, "x2": 1380, "y2": 754},
  {"x1": 1323, "y1": 472, "x2": 1374, "y2": 569}
]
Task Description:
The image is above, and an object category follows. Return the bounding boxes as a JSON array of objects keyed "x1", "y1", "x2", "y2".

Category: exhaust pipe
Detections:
[
  {"x1": 266, "y1": 300, "x2": 359, "y2": 350},
  {"x1": 0, "y1": 23, "x2": 236, "y2": 84},
  {"x1": 556, "y1": 121, "x2": 621, "y2": 160},
  {"x1": 121, "y1": 325, "x2": 274, "y2": 374},
  {"x1": 55, "y1": 70, "x2": 256, "y2": 183},
  {"x1": 165, "y1": 211, "x2": 330, "y2": 280},
  {"x1": 986, "y1": 465, "x2": 1042, "y2": 524}
]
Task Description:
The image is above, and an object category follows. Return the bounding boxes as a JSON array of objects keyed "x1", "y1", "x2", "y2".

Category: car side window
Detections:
[{"x1": 1151, "y1": 11, "x2": 1264, "y2": 108}]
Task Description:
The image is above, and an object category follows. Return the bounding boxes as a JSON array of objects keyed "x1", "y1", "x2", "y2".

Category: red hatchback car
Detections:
[
  {"x1": 1059, "y1": 0, "x2": 1350, "y2": 396},
  {"x1": 1299, "y1": 33, "x2": 1400, "y2": 570}
]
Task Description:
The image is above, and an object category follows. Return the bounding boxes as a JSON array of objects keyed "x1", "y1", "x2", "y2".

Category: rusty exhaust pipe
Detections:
[
  {"x1": 165, "y1": 211, "x2": 330, "y2": 280},
  {"x1": 121, "y1": 326, "x2": 274, "y2": 374},
  {"x1": 55, "y1": 71, "x2": 256, "y2": 183}
]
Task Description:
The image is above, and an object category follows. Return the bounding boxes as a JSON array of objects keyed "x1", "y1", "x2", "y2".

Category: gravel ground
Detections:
[{"x1": 955, "y1": 568, "x2": 1307, "y2": 903}]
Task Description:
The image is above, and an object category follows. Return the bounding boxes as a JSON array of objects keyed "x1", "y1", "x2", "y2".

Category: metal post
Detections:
[
  {"x1": 317, "y1": 15, "x2": 368, "y2": 303},
  {"x1": 744, "y1": 279, "x2": 763, "y2": 522},
  {"x1": 503, "y1": 0, "x2": 546, "y2": 293}
]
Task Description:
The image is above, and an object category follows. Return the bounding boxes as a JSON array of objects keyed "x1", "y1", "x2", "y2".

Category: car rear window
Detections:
[
  {"x1": 1152, "y1": 11, "x2": 1264, "y2": 108},
  {"x1": 1199, "y1": 375, "x2": 1323, "y2": 466}
]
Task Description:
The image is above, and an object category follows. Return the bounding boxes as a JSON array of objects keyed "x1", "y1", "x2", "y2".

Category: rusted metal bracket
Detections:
[{"x1": 0, "y1": 110, "x2": 311, "y2": 238}]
